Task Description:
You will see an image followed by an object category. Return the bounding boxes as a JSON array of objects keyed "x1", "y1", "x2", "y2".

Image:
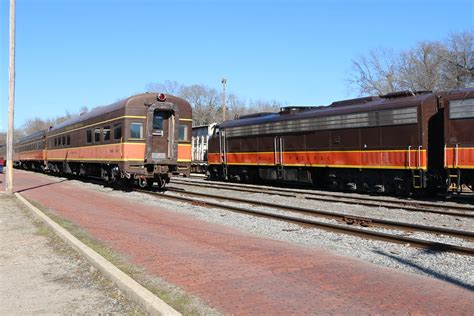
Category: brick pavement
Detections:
[{"x1": 2, "y1": 170, "x2": 473, "y2": 315}]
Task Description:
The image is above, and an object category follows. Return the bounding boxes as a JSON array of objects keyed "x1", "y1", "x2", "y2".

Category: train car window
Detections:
[
  {"x1": 94, "y1": 128, "x2": 101, "y2": 142},
  {"x1": 62, "y1": 136, "x2": 66, "y2": 146},
  {"x1": 153, "y1": 113, "x2": 164, "y2": 130},
  {"x1": 58, "y1": 137, "x2": 63, "y2": 146},
  {"x1": 54, "y1": 138, "x2": 58, "y2": 147},
  {"x1": 103, "y1": 126, "x2": 111, "y2": 141},
  {"x1": 130, "y1": 123, "x2": 143, "y2": 139},
  {"x1": 178, "y1": 125, "x2": 188, "y2": 141},
  {"x1": 86, "y1": 130, "x2": 92, "y2": 143},
  {"x1": 113, "y1": 123, "x2": 122, "y2": 140},
  {"x1": 66, "y1": 135, "x2": 71, "y2": 146}
]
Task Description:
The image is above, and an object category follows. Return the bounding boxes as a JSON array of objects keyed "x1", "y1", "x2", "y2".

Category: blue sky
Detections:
[{"x1": 0, "y1": 0, "x2": 473, "y2": 131}]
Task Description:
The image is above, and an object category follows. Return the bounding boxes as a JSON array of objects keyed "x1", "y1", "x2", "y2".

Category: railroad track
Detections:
[
  {"x1": 20, "y1": 170, "x2": 474, "y2": 256},
  {"x1": 173, "y1": 178, "x2": 474, "y2": 218},
  {"x1": 135, "y1": 186, "x2": 474, "y2": 256}
]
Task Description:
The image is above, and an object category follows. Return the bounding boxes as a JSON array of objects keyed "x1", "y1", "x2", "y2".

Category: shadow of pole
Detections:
[
  {"x1": 16, "y1": 179, "x2": 68, "y2": 193},
  {"x1": 374, "y1": 249, "x2": 474, "y2": 291}
]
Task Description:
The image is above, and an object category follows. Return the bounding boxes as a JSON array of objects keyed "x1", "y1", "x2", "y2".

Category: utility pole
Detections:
[
  {"x1": 221, "y1": 78, "x2": 227, "y2": 122},
  {"x1": 6, "y1": 0, "x2": 16, "y2": 194}
]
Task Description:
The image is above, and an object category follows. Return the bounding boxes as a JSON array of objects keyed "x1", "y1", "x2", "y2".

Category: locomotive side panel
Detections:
[{"x1": 443, "y1": 90, "x2": 474, "y2": 191}]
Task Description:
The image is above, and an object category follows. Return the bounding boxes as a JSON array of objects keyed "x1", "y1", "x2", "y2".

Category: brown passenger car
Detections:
[{"x1": 15, "y1": 93, "x2": 192, "y2": 188}]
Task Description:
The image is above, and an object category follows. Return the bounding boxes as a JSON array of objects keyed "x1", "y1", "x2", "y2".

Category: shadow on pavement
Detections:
[
  {"x1": 16, "y1": 179, "x2": 68, "y2": 193},
  {"x1": 374, "y1": 249, "x2": 474, "y2": 291}
]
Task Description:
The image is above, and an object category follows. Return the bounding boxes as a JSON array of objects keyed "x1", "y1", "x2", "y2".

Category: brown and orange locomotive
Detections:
[
  {"x1": 208, "y1": 89, "x2": 474, "y2": 195},
  {"x1": 14, "y1": 93, "x2": 192, "y2": 188}
]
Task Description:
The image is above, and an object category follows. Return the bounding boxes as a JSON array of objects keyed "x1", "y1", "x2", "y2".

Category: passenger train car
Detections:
[
  {"x1": 208, "y1": 89, "x2": 474, "y2": 195},
  {"x1": 14, "y1": 93, "x2": 192, "y2": 188}
]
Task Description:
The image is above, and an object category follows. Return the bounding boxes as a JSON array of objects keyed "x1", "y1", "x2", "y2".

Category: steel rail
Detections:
[
  {"x1": 164, "y1": 187, "x2": 474, "y2": 240},
  {"x1": 135, "y1": 188, "x2": 474, "y2": 256},
  {"x1": 172, "y1": 178, "x2": 474, "y2": 217}
]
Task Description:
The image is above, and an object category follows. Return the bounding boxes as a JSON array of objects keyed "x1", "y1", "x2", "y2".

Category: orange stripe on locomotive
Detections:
[
  {"x1": 209, "y1": 150, "x2": 427, "y2": 170},
  {"x1": 444, "y1": 147, "x2": 474, "y2": 169}
]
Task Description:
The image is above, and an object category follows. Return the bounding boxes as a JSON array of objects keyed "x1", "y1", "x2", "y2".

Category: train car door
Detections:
[
  {"x1": 146, "y1": 107, "x2": 178, "y2": 164},
  {"x1": 274, "y1": 136, "x2": 284, "y2": 179},
  {"x1": 219, "y1": 129, "x2": 228, "y2": 178}
]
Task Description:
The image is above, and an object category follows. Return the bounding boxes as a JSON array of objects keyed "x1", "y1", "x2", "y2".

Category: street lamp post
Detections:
[{"x1": 221, "y1": 78, "x2": 227, "y2": 122}]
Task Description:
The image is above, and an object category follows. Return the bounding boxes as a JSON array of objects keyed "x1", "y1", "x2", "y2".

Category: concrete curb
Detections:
[{"x1": 15, "y1": 192, "x2": 181, "y2": 316}]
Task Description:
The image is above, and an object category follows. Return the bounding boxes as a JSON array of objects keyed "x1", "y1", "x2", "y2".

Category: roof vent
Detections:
[
  {"x1": 380, "y1": 90, "x2": 432, "y2": 99},
  {"x1": 279, "y1": 106, "x2": 319, "y2": 115},
  {"x1": 330, "y1": 96, "x2": 377, "y2": 107},
  {"x1": 237, "y1": 112, "x2": 275, "y2": 120}
]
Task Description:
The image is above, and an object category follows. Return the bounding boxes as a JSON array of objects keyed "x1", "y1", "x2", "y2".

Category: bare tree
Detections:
[
  {"x1": 147, "y1": 80, "x2": 182, "y2": 95},
  {"x1": 184, "y1": 85, "x2": 220, "y2": 125},
  {"x1": 349, "y1": 48, "x2": 401, "y2": 95},
  {"x1": 147, "y1": 81, "x2": 284, "y2": 125},
  {"x1": 398, "y1": 41, "x2": 446, "y2": 91},
  {"x1": 18, "y1": 111, "x2": 79, "y2": 138},
  {"x1": 348, "y1": 30, "x2": 474, "y2": 95},
  {"x1": 442, "y1": 30, "x2": 474, "y2": 88}
]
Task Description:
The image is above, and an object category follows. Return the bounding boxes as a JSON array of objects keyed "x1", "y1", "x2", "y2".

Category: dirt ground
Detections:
[{"x1": 0, "y1": 194, "x2": 145, "y2": 315}]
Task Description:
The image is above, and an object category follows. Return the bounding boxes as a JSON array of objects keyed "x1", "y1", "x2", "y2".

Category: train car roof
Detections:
[
  {"x1": 49, "y1": 93, "x2": 190, "y2": 133},
  {"x1": 16, "y1": 130, "x2": 47, "y2": 144},
  {"x1": 219, "y1": 91, "x2": 437, "y2": 129}
]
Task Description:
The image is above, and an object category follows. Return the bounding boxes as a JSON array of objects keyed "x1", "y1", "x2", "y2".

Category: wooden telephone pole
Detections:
[{"x1": 6, "y1": 0, "x2": 16, "y2": 194}]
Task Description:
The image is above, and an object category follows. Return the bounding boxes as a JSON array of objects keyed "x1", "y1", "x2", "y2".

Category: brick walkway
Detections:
[{"x1": 2, "y1": 170, "x2": 473, "y2": 315}]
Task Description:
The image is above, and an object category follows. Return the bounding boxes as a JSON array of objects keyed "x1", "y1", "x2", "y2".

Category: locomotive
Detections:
[
  {"x1": 14, "y1": 93, "x2": 192, "y2": 188},
  {"x1": 208, "y1": 89, "x2": 474, "y2": 195}
]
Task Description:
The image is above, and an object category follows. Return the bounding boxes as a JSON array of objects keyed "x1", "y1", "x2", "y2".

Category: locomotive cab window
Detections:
[
  {"x1": 113, "y1": 123, "x2": 122, "y2": 140},
  {"x1": 130, "y1": 123, "x2": 143, "y2": 139},
  {"x1": 103, "y1": 126, "x2": 111, "y2": 141},
  {"x1": 212, "y1": 127, "x2": 220, "y2": 137},
  {"x1": 179, "y1": 124, "x2": 188, "y2": 141}
]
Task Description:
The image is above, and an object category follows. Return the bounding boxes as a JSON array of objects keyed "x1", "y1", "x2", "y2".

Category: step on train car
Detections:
[
  {"x1": 208, "y1": 89, "x2": 474, "y2": 195},
  {"x1": 14, "y1": 93, "x2": 192, "y2": 188}
]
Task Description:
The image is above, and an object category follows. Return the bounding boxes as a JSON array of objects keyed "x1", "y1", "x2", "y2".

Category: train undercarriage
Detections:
[
  {"x1": 15, "y1": 160, "x2": 172, "y2": 189},
  {"x1": 208, "y1": 164, "x2": 465, "y2": 196}
]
